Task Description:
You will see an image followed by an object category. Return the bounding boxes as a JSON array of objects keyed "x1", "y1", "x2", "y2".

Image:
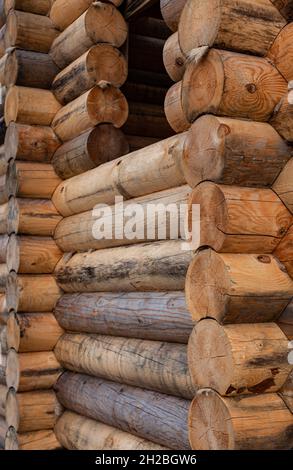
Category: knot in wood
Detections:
[
  {"x1": 257, "y1": 255, "x2": 271, "y2": 264},
  {"x1": 246, "y1": 83, "x2": 257, "y2": 94}
]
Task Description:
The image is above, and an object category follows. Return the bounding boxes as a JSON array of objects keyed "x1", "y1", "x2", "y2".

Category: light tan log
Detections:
[
  {"x1": 178, "y1": 0, "x2": 286, "y2": 58},
  {"x1": 271, "y1": 0, "x2": 293, "y2": 20},
  {"x1": 7, "y1": 274, "x2": 62, "y2": 313},
  {"x1": 55, "y1": 292, "x2": 193, "y2": 343},
  {"x1": 56, "y1": 411, "x2": 169, "y2": 450},
  {"x1": 52, "y1": 116, "x2": 291, "y2": 217},
  {"x1": 54, "y1": 185, "x2": 191, "y2": 252},
  {"x1": 165, "y1": 81, "x2": 189, "y2": 132},
  {"x1": 6, "y1": 429, "x2": 61, "y2": 450},
  {"x1": 16, "y1": 198, "x2": 62, "y2": 236},
  {"x1": 6, "y1": 389, "x2": 61, "y2": 432},
  {"x1": 188, "y1": 320, "x2": 292, "y2": 396},
  {"x1": 182, "y1": 115, "x2": 291, "y2": 189},
  {"x1": 273, "y1": 158, "x2": 293, "y2": 213},
  {"x1": 50, "y1": 3, "x2": 128, "y2": 69},
  {"x1": 0, "y1": 48, "x2": 59, "y2": 89},
  {"x1": 56, "y1": 240, "x2": 193, "y2": 293},
  {"x1": 52, "y1": 45, "x2": 127, "y2": 105},
  {"x1": 56, "y1": 372, "x2": 191, "y2": 450},
  {"x1": 189, "y1": 389, "x2": 293, "y2": 450},
  {"x1": 7, "y1": 312, "x2": 64, "y2": 352},
  {"x1": 277, "y1": 300, "x2": 293, "y2": 340},
  {"x1": 190, "y1": 183, "x2": 292, "y2": 253},
  {"x1": 163, "y1": 32, "x2": 185, "y2": 82},
  {"x1": 185, "y1": 249, "x2": 293, "y2": 324},
  {"x1": 270, "y1": 90, "x2": 293, "y2": 142},
  {"x1": 52, "y1": 85, "x2": 128, "y2": 142},
  {"x1": 18, "y1": 236, "x2": 62, "y2": 274},
  {"x1": 122, "y1": 101, "x2": 173, "y2": 139},
  {"x1": 52, "y1": 125, "x2": 129, "y2": 179},
  {"x1": 280, "y1": 371, "x2": 293, "y2": 414},
  {"x1": 5, "y1": 86, "x2": 61, "y2": 127},
  {"x1": 160, "y1": 0, "x2": 186, "y2": 32},
  {"x1": 52, "y1": 133, "x2": 187, "y2": 216},
  {"x1": 5, "y1": 122, "x2": 60, "y2": 163},
  {"x1": 0, "y1": 384, "x2": 7, "y2": 417},
  {"x1": 50, "y1": 0, "x2": 123, "y2": 31},
  {"x1": 182, "y1": 49, "x2": 287, "y2": 123},
  {"x1": 4, "y1": 0, "x2": 53, "y2": 15},
  {"x1": 6, "y1": 349, "x2": 62, "y2": 391},
  {"x1": 267, "y1": 23, "x2": 293, "y2": 82},
  {"x1": 274, "y1": 224, "x2": 293, "y2": 278},
  {"x1": 55, "y1": 332, "x2": 195, "y2": 399},
  {"x1": 6, "y1": 10, "x2": 59, "y2": 53},
  {"x1": 9, "y1": 162, "x2": 61, "y2": 200}
]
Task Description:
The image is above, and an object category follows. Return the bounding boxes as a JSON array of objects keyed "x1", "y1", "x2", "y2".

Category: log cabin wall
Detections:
[{"x1": 0, "y1": 0, "x2": 292, "y2": 451}]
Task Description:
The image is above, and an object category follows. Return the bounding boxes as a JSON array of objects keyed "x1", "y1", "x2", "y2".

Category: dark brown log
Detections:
[
  {"x1": 126, "y1": 135, "x2": 159, "y2": 152},
  {"x1": 0, "y1": 49, "x2": 59, "y2": 89},
  {"x1": 124, "y1": 0, "x2": 158, "y2": 19},
  {"x1": 55, "y1": 292, "x2": 193, "y2": 343},
  {"x1": 271, "y1": 0, "x2": 293, "y2": 20},
  {"x1": 131, "y1": 16, "x2": 171, "y2": 39},
  {"x1": 5, "y1": 122, "x2": 61, "y2": 163},
  {"x1": 52, "y1": 125, "x2": 129, "y2": 180},
  {"x1": 122, "y1": 82, "x2": 167, "y2": 106},
  {"x1": 129, "y1": 34, "x2": 165, "y2": 74},
  {"x1": 56, "y1": 372, "x2": 191, "y2": 450},
  {"x1": 123, "y1": 102, "x2": 173, "y2": 139}
]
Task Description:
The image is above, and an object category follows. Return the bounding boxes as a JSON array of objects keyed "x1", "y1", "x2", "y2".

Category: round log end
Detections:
[
  {"x1": 178, "y1": 0, "x2": 220, "y2": 56},
  {"x1": 188, "y1": 320, "x2": 233, "y2": 394},
  {"x1": 188, "y1": 182, "x2": 227, "y2": 251},
  {"x1": 2, "y1": 48, "x2": 18, "y2": 88},
  {"x1": 87, "y1": 85, "x2": 129, "y2": 129},
  {"x1": 188, "y1": 388, "x2": 235, "y2": 450},
  {"x1": 6, "y1": 160, "x2": 17, "y2": 199},
  {"x1": 87, "y1": 44, "x2": 128, "y2": 89},
  {"x1": 86, "y1": 3, "x2": 128, "y2": 49},
  {"x1": 182, "y1": 114, "x2": 229, "y2": 187},
  {"x1": 6, "y1": 270, "x2": 19, "y2": 313},
  {"x1": 87, "y1": 124, "x2": 129, "y2": 165},
  {"x1": 181, "y1": 49, "x2": 224, "y2": 123},
  {"x1": 4, "y1": 0, "x2": 15, "y2": 16},
  {"x1": 185, "y1": 249, "x2": 229, "y2": 322},
  {"x1": 6, "y1": 347, "x2": 19, "y2": 390},
  {"x1": 7, "y1": 197, "x2": 19, "y2": 235},
  {"x1": 6, "y1": 387, "x2": 19, "y2": 431},
  {"x1": 6, "y1": 234, "x2": 20, "y2": 273},
  {"x1": 4, "y1": 86, "x2": 18, "y2": 126},
  {"x1": 7, "y1": 312, "x2": 20, "y2": 352},
  {"x1": 164, "y1": 81, "x2": 190, "y2": 133},
  {"x1": 5, "y1": 9, "x2": 17, "y2": 49},
  {"x1": 5, "y1": 426, "x2": 19, "y2": 450},
  {"x1": 4, "y1": 122, "x2": 18, "y2": 162}
]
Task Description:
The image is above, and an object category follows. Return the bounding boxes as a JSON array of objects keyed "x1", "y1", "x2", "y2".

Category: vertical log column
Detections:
[{"x1": 0, "y1": 2, "x2": 64, "y2": 450}]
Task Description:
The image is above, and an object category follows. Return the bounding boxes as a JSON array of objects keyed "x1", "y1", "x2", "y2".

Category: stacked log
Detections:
[{"x1": 0, "y1": 1, "x2": 64, "y2": 450}]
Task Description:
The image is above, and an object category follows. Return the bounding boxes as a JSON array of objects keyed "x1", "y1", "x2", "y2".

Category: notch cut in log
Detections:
[
  {"x1": 55, "y1": 332, "x2": 196, "y2": 399},
  {"x1": 267, "y1": 23, "x2": 293, "y2": 82},
  {"x1": 56, "y1": 372, "x2": 191, "y2": 450},
  {"x1": 52, "y1": 45, "x2": 127, "y2": 105},
  {"x1": 52, "y1": 85, "x2": 128, "y2": 143},
  {"x1": 182, "y1": 48, "x2": 287, "y2": 124},
  {"x1": 56, "y1": 411, "x2": 169, "y2": 450},
  {"x1": 178, "y1": 0, "x2": 286, "y2": 58},
  {"x1": 270, "y1": 91, "x2": 293, "y2": 143},
  {"x1": 277, "y1": 300, "x2": 293, "y2": 340},
  {"x1": 52, "y1": 125, "x2": 129, "y2": 180},
  {"x1": 5, "y1": 86, "x2": 61, "y2": 127},
  {"x1": 274, "y1": 224, "x2": 293, "y2": 278},
  {"x1": 273, "y1": 158, "x2": 293, "y2": 213},
  {"x1": 189, "y1": 389, "x2": 293, "y2": 450},
  {"x1": 185, "y1": 249, "x2": 293, "y2": 324},
  {"x1": 188, "y1": 320, "x2": 292, "y2": 396},
  {"x1": 50, "y1": 3, "x2": 128, "y2": 69},
  {"x1": 5, "y1": 122, "x2": 60, "y2": 163},
  {"x1": 55, "y1": 292, "x2": 193, "y2": 343},
  {"x1": 6, "y1": 349, "x2": 63, "y2": 392}
]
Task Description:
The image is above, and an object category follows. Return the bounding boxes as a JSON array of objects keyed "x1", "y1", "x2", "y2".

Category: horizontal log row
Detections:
[
  {"x1": 53, "y1": 183, "x2": 293, "y2": 253},
  {"x1": 55, "y1": 372, "x2": 293, "y2": 450},
  {"x1": 52, "y1": 117, "x2": 292, "y2": 216}
]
